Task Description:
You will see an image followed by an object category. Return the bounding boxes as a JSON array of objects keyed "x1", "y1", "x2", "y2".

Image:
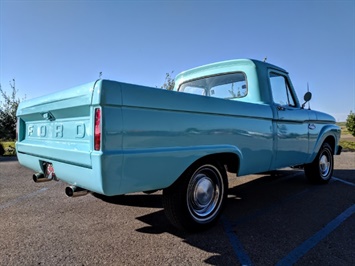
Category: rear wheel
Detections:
[
  {"x1": 304, "y1": 143, "x2": 333, "y2": 184},
  {"x1": 162, "y1": 161, "x2": 228, "y2": 232}
]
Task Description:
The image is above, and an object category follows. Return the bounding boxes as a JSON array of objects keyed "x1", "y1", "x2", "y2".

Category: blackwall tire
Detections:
[
  {"x1": 304, "y1": 143, "x2": 333, "y2": 184},
  {"x1": 162, "y1": 161, "x2": 228, "y2": 232}
]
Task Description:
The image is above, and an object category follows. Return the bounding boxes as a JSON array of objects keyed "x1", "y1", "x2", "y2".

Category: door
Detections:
[{"x1": 269, "y1": 71, "x2": 310, "y2": 169}]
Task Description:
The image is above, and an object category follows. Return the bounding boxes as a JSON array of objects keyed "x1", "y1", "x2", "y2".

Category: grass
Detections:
[
  {"x1": 0, "y1": 141, "x2": 16, "y2": 156},
  {"x1": 337, "y1": 122, "x2": 355, "y2": 152},
  {"x1": 339, "y1": 140, "x2": 355, "y2": 151}
]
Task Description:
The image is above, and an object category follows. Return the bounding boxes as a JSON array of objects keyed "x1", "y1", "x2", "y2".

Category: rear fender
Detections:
[{"x1": 117, "y1": 145, "x2": 242, "y2": 195}]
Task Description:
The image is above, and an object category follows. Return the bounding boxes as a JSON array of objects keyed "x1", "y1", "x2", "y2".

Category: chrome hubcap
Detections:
[
  {"x1": 187, "y1": 165, "x2": 223, "y2": 222},
  {"x1": 319, "y1": 154, "x2": 330, "y2": 178},
  {"x1": 194, "y1": 176, "x2": 215, "y2": 208}
]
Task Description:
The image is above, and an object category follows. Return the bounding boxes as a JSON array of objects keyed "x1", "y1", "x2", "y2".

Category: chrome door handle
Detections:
[{"x1": 308, "y1": 124, "x2": 316, "y2": 130}]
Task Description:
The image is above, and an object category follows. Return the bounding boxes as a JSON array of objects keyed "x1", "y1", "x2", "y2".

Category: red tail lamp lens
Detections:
[{"x1": 94, "y1": 108, "x2": 101, "y2": 151}]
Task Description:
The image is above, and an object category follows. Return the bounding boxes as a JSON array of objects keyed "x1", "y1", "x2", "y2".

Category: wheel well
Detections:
[
  {"x1": 166, "y1": 153, "x2": 239, "y2": 191},
  {"x1": 192, "y1": 153, "x2": 240, "y2": 174},
  {"x1": 323, "y1": 136, "x2": 335, "y2": 154}
]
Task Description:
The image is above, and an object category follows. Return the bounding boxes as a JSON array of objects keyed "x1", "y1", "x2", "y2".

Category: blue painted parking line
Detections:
[
  {"x1": 332, "y1": 176, "x2": 355, "y2": 187},
  {"x1": 224, "y1": 174, "x2": 354, "y2": 265},
  {"x1": 222, "y1": 215, "x2": 253, "y2": 266},
  {"x1": 276, "y1": 204, "x2": 355, "y2": 266}
]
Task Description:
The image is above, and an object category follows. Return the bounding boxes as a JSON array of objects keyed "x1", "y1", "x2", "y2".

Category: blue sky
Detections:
[{"x1": 0, "y1": 0, "x2": 354, "y2": 121}]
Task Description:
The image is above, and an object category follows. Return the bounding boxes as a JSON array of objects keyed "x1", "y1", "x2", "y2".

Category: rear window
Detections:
[{"x1": 178, "y1": 72, "x2": 247, "y2": 100}]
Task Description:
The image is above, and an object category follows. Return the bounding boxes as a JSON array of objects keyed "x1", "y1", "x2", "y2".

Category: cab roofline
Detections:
[{"x1": 174, "y1": 58, "x2": 287, "y2": 90}]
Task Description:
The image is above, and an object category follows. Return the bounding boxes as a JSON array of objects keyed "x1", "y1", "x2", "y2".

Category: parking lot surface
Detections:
[{"x1": 0, "y1": 152, "x2": 354, "y2": 265}]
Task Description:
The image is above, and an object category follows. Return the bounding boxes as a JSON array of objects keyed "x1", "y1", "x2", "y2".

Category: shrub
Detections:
[
  {"x1": 0, "y1": 80, "x2": 21, "y2": 141},
  {"x1": 345, "y1": 111, "x2": 355, "y2": 137}
]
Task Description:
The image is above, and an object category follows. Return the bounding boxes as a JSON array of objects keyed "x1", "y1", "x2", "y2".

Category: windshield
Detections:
[{"x1": 178, "y1": 72, "x2": 247, "y2": 100}]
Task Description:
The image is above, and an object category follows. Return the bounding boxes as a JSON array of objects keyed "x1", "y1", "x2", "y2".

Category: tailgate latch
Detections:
[{"x1": 41, "y1": 111, "x2": 55, "y2": 121}]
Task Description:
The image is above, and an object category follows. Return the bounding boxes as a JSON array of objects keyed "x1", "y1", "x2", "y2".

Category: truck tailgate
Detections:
[{"x1": 16, "y1": 81, "x2": 97, "y2": 168}]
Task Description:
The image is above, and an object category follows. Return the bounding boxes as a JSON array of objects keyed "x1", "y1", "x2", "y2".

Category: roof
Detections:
[{"x1": 174, "y1": 59, "x2": 287, "y2": 90}]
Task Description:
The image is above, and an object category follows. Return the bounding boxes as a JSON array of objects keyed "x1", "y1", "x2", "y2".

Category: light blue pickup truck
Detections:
[{"x1": 16, "y1": 59, "x2": 342, "y2": 231}]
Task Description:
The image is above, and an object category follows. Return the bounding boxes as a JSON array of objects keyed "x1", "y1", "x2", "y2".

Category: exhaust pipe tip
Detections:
[
  {"x1": 65, "y1": 186, "x2": 88, "y2": 197},
  {"x1": 33, "y1": 173, "x2": 51, "y2": 183}
]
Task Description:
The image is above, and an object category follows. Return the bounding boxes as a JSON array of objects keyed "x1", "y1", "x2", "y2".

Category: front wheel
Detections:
[
  {"x1": 162, "y1": 161, "x2": 228, "y2": 232},
  {"x1": 304, "y1": 143, "x2": 334, "y2": 184}
]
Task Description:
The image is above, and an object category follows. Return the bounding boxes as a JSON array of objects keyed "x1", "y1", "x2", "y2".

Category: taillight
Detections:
[{"x1": 94, "y1": 108, "x2": 101, "y2": 151}]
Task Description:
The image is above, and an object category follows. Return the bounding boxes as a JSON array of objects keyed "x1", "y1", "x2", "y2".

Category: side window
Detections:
[{"x1": 269, "y1": 72, "x2": 296, "y2": 107}]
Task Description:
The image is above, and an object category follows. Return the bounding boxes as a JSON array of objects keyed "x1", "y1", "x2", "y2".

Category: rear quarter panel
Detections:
[{"x1": 106, "y1": 83, "x2": 274, "y2": 194}]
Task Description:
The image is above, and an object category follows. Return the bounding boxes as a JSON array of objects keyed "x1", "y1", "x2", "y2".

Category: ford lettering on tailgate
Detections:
[{"x1": 27, "y1": 121, "x2": 87, "y2": 139}]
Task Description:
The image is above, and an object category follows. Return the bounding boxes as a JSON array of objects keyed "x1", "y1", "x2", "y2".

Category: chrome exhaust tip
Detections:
[
  {"x1": 33, "y1": 173, "x2": 51, "y2": 183},
  {"x1": 65, "y1": 186, "x2": 88, "y2": 197}
]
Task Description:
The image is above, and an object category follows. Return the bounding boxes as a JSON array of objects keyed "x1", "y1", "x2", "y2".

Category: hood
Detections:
[{"x1": 313, "y1": 110, "x2": 336, "y2": 123}]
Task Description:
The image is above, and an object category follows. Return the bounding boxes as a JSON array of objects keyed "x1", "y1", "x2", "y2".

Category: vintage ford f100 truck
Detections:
[{"x1": 16, "y1": 59, "x2": 342, "y2": 231}]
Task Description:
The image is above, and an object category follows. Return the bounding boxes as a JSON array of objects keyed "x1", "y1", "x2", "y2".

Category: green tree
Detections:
[
  {"x1": 0, "y1": 79, "x2": 21, "y2": 140},
  {"x1": 345, "y1": 111, "x2": 355, "y2": 137},
  {"x1": 161, "y1": 71, "x2": 175, "y2": 91}
]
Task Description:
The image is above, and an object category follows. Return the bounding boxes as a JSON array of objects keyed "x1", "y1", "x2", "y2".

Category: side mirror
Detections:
[{"x1": 302, "y1": 92, "x2": 312, "y2": 109}]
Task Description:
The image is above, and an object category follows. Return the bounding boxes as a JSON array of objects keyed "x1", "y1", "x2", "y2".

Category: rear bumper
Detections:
[{"x1": 17, "y1": 151, "x2": 123, "y2": 196}]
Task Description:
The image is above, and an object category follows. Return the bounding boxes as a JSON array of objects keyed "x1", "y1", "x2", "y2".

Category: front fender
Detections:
[{"x1": 307, "y1": 124, "x2": 341, "y2": 163}]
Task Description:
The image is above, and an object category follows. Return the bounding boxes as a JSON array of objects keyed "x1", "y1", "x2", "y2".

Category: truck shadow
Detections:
[
  {"x1": 93, "y1": 169, "x2": 354, "y2": 265},
  {"x1": 93, "y1": 193, "x2": 163, "y2": 208},
  {"x1": 135, "y1": 170, "x2": 311, "y2": 265},
  {"x1": 93, "y1": 169, "x2": 310, "y2": 235},
  {"x1": 333, "y1": 169, "x2": 355, "y2": 181}
]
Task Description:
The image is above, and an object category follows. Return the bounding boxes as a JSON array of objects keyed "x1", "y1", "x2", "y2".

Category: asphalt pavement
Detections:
[{"x1": 0, "y1": 153, "x2": 354, "y2": 265}]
